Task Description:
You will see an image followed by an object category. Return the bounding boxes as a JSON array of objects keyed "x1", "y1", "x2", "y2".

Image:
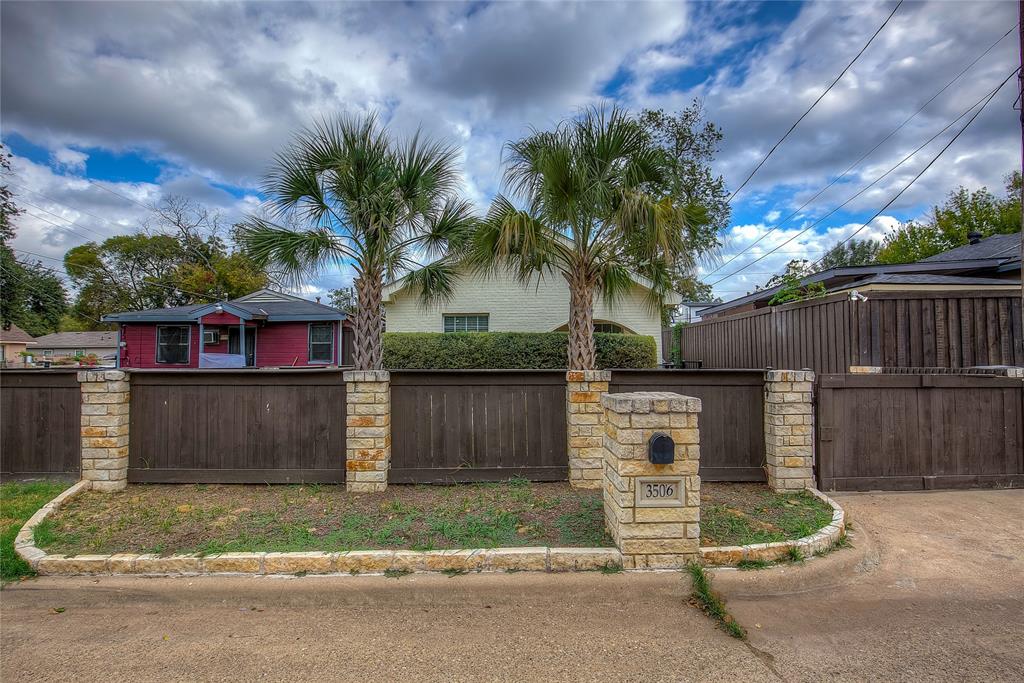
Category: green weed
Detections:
[{"x1": 687, "y1": 562, "x2": 746, "y2": 640}]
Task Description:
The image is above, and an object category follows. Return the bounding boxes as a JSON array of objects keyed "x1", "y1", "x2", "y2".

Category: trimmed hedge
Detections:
[{"x1": 383, "y1": 331, "x2": 657, "y2": 370}]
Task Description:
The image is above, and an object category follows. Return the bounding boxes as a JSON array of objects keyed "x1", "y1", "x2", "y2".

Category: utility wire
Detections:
[
  {"x1": 710, "y1": 67, "x2": 1017, "y2": 287},
  {"x1": 705, "y1": 22, "x2": 1017, "y2": 278},
  {"x1": 808, "y1": 69, "x2": 1017, "y2": 269},
  {"x1": 727, "y1": 0, "x2": 903, "y2": 203},
  {"x1": 19, "y1": 201, "x2": 108, "y2": 239}
]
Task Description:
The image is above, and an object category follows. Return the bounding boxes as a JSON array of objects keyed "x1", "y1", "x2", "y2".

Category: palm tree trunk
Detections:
[
  {"x1": 567, "y1": 266, "x2": 596, "y2": 370},
  {"x1": 353, "y1": 271, "x2": 384, "y2": 370}
]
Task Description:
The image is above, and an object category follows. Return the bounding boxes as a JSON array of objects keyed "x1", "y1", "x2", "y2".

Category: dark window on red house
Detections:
[
  {"x1": 157, "y1": 326, "x2": 190, "y2": 364},
  {"x1": 308, "y1": 323, "x2": 334, "y2": 364}
]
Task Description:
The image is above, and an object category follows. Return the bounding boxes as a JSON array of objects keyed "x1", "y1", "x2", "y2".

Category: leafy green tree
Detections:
[
  {"x1": 469, "y1": 106, "x2": 694, "y2": 370},
  {"x1": 638, "y1": 101, "x2": 729, "y2": 294},
  {"x1": 328, "y1": 286, "x2": 357, "y2": 314},
  {"x1": 64, "y1": 197, "x2": 270, "y2": 329},
  {"x1": 817, "y1": 238, "x2": 880, "y2": 270},
  {"x1": 238, "y1": 114, "x2": 476, "y2": 370},
  {"x1": 0, "y1": 144, "x2": 68, "y2": 335},
  {"x1": 877, "y1": 171, "x2": 1021, "y2": 264},
  {"x1": 876, "y1": 221, "x2": 950, "y2": 264}
]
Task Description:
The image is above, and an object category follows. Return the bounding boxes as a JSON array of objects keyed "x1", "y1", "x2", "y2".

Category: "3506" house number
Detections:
[{"x1": 635, "y1": 477, "x2": 685, "y2": 507}]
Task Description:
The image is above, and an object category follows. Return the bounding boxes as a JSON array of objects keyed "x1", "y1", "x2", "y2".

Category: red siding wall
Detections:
[{"x1": 119, "y1": 321, "x2": 346, "y2": 368}]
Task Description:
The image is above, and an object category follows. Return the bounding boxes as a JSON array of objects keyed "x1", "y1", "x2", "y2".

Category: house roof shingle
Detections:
[
  {"x1": 31, "y1": 331, "x2": 119, "y2": 348},
  {"x1": 101, "y1": 289, "x2": 346, "y2": 323},
  {"x1": 0, "y1": 323, "x2": 35, "y2": 344},
  {"x1": 920, "y1": 233, "x2": 1021, "y2": 263}
]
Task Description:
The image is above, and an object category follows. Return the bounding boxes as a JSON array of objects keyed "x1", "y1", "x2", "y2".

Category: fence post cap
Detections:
[{"x1": 343, "y1": 370, "x2": 390, "y2": 383}]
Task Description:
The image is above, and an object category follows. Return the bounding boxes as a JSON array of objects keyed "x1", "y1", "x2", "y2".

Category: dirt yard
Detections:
[{"x1": 35, "y1": 481, "x2": 832, "y2": 556}]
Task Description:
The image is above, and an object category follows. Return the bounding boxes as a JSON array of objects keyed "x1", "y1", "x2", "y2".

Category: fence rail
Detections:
[
  {"x1": 679, "y1": 291, "x2": 1024, "y2": 374},
  {"x1": 0, "y1": 370, "x2": 81, "y2": 477},
  {"x1": 389, "y1": 370, "x2": 568, "y2": 482},
  {"x1": 128, "y1": 369, "x2": 347, "y2": 483},
  {"x1": 610, "y1": 369, "x2": 767, "y2": 481}
]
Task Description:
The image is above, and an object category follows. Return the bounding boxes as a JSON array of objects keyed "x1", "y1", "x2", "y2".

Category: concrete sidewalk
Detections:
[{"x1": 2, "y1": 489, "x2": 1022, "y2": 681}]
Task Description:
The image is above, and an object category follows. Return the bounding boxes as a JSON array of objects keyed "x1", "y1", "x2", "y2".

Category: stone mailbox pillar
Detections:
[{"x1": 601, "y1": 391, "x2": 701, "y2": 570}]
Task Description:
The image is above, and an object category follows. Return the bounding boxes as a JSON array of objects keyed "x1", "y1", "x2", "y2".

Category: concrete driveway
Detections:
[{"x1": 2, "y1": 489, "x2": 1022, "y2": 682}]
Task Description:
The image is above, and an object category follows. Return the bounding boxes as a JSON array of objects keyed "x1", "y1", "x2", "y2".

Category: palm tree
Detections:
[
  {"x1": 238, "y1": 114, "x2": 476, "y2": 370},
  {"x1": 469, "y1": 106, "x2": 695, "y2": 370}
]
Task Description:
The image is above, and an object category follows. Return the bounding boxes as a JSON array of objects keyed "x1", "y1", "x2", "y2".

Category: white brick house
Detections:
[{"x1": 383, "y1": 265, "x2": 680, "y2": 360}]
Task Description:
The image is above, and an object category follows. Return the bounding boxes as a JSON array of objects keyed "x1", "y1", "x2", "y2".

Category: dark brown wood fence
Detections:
[
  {"x1": 679, "y1": 291, "x2": 1024, "y2": 374},
  {"x1": 128, "y1": 370, "x2": 346, "y2": 483},
  {"x1": 609, "y1": 370, "x2": 766, "y2": 481},
  {"x1": 817, "y1": 373, "x2": 1024, "y2": 491},
  {"x1": 0, "y1": 371, "x2": 81, "y2": 477},
  {"x1": 389, "y1": 371, "x2": 568, "y2": 483}
]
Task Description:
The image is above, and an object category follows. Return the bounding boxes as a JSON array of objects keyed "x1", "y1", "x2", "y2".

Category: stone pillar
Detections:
[
  {"x1": 78, "y1": 370, "x2": 130, "y2": 492},
  {"x1": 764, "y1": 370, "x2": 815, "y2": 492},
  {"x1": 344, "y1": 370, "x2": 390, "y2": 492},
  {"x1": 601, "y1": 391, "x2": 701, "y2": 570},
  {"x1": 566, "y1": 370, "x2": 611, "y2": 488}
]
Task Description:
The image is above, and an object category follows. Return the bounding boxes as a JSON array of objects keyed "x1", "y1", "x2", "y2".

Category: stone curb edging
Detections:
[
  {"x1": 16, "y1": 482, "x2": 623, "y2": 576},
  {"x1": 13, "y1": 480, "x2": 92, "y2": 567},
  {"x1": 699, "y1": 488, "x2": 846, "y2": 567},
  {"x1": 16, "y1": 482, "x2": 845, "y2": 575}
]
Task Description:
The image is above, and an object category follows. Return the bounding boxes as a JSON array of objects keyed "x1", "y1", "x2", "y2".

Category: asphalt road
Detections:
[{"x1": 2, "y1": 489, "x2": 1022, "y2": 682}]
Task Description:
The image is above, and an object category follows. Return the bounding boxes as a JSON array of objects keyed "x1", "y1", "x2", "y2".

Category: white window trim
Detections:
[
  {"x1": 443, "y1": 314, "x2": 489, "y2": 333},
  {"x1": 308, "y1": 322, "x2": 335, "y2": 364},
  {"x1": 156, "y1": 325, "x2": 191, "y2": 365}
]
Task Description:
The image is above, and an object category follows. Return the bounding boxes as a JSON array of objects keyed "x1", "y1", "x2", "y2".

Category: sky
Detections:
[{"x1": 1, "y1": 0, "x2": 1019, "y2": 303}]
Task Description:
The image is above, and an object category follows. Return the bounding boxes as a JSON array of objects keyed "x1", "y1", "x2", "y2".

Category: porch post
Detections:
[
  {"x1": 198, "y1": 320, "x2": 205, "y2": 367},
  {"x1": 239, "y1": 322, "x2": 246, "y2": 367}
]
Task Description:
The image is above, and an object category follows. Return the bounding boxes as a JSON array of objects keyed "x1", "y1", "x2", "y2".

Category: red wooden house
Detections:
[{"x1": 103, "y1": 289, "x2": 353, "y2": 369}]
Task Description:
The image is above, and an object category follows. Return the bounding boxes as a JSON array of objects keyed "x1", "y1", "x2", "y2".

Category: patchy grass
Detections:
[
  {"x1": 687, "y1": 563, "x2": 746, "y2": 639},
  {"x1": 0, "y1": 481, "x2": 69, "y2": 583},
  {"x1": 40, "y1": 482, "x2": 613, "y2": 556},
  {"x1": 700, "y1": 484, "x2": 833, "y2": 547},
  {"x1": 36, "y1": 481, "x2": 834, "y2": 557}
]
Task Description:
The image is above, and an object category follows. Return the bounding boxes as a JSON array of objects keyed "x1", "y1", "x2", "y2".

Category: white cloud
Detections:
[
  {"x1": 50, "y1": 147, "x2": 88, "y2": 173},
  {"x1": 1, "y1": 0, "x2": 1018, "y2": 301}
]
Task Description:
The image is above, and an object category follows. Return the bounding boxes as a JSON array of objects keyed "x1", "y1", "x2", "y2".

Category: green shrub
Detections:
[{"x1": 383, "y1": 332, "x2": 656, "y2": 369}]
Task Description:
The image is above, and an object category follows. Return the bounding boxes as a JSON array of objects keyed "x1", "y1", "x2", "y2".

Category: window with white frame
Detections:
[
  {"x1": 593, "y1": 322, "x2": 625, "y2": 334},
  {"x1": 443, "y1": 314, "x2": 489, "y2": 333},
  {"x1": 156, "y1": 326, "x2": 190, "y2": 364},
  {"x1": 308, "y1": 323, "x2": 334, "y2": 363}
]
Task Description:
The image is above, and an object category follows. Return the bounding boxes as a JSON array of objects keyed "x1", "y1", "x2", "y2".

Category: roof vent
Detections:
[{"x1": 968, "y1": 230, "x2": 983, "y2": 245}]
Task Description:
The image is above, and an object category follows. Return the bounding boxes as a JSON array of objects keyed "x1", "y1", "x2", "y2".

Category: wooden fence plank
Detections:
[
  {"x1": 817, "y1": 373, "x2": 1024, "y2": 491},
  {"x1": 0, "y1": 371, "x2": 80, "y2": 477}
]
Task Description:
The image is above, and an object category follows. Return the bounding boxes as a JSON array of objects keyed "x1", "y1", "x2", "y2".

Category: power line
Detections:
[
  {"x1": 10, "y1": 181, "x2": 130, "y2": 232},
  {"x1": 809, "y1": 68, "x2": 1017, "y2": 268},
  {"x1": 12, "y1": 248, "x2": 220, "y2": 303},
  {"x1": 709, "y1": 68, "x2": 1016, "y2": 287},
  {"x1": 705, "y1": 22, "x2": 1017, "y2": 278},
  {"x1": 19, "y1": 201, "x2": 108, "y2": 239},
  {"x1": 727, "y1": 0, "x2": 903, "y2": 203}
]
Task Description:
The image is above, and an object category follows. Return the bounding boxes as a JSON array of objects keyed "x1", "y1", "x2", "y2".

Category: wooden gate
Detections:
[
  {"x1": 609, "y1": 370, "x2": 766, "y2": 481},
  {"x1": 389, "y1": 370, "x2": 568, "y2": 482},
  {"x1": 0, "y1": 370, "x2": 81, "y2": 478},
  {"x1": 817, "y1": 373, "x2": 1024, "y2": 490},
  {"x1": 129, "y1": 370, "x2": 346, "y2": 483}
]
